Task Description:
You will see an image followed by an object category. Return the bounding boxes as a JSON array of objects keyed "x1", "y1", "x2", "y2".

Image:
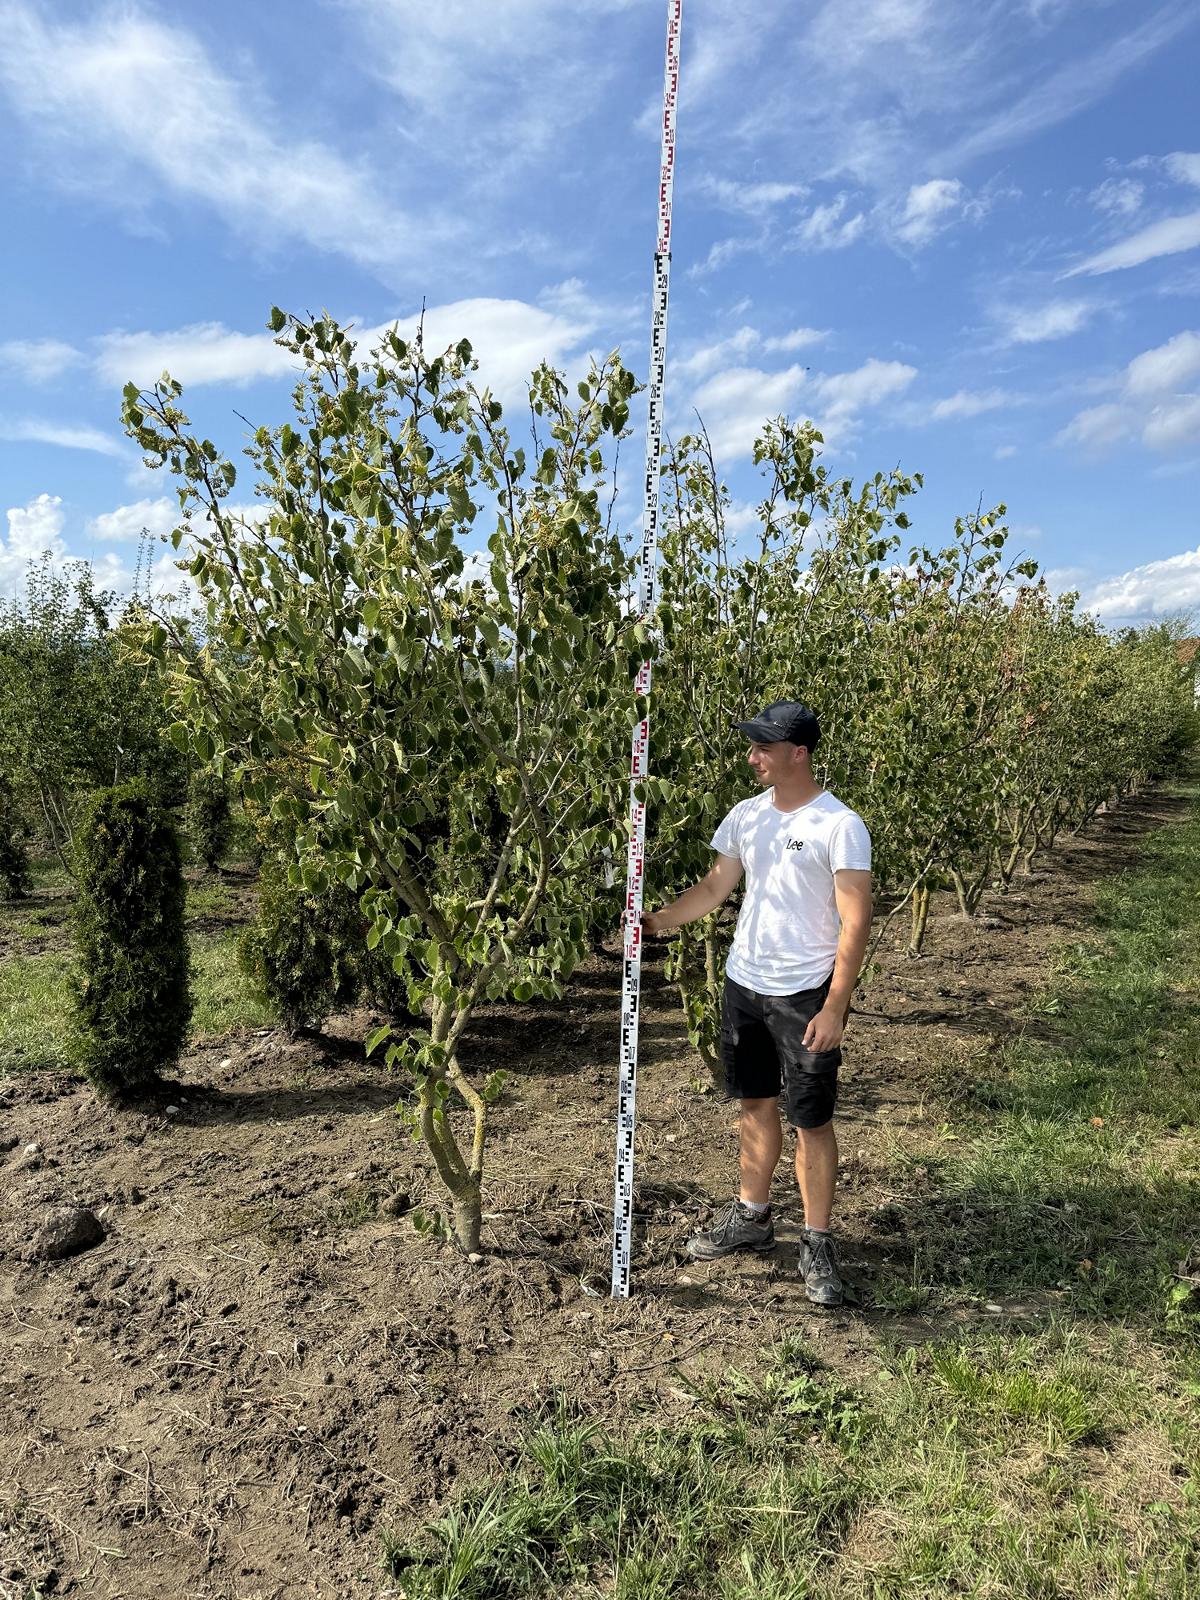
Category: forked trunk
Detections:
[{"x1": 908, "y1": 883, "x2": 931, "y2": 957}]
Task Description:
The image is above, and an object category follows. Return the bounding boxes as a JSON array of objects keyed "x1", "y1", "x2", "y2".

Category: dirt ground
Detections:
[{"x1": 0, "y1": 787, "x2": 1188, "y2": 1599}]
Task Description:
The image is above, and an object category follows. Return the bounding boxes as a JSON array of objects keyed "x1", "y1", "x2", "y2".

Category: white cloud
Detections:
[
  {"x1": 0, "y1": 418, "x2": 125, "y2": 456},
  {"x1": 1142, "y1": 395, "x2": 1200, "y2": 453},
  {"x1": 92, "y1": 297, "x2": 598, "y2": 407},
  {"x1": 724, "y1": 500, "x2": 762, "y2": 541},
  {"x1": 763, "y1": 328, "x2": 829, "y2": 354},
  {"x1": 1058, "y1": 328, "x2": 1200, "y2": 456},
  {"x1": 929, "y1": 388, "x2": 1015, "y2": 422},
  {"x1": 88, "y1": 497, "x2": 179, "y2": 543},
  {"x1": 677, "y1": 324, "x2": 827, "y2": 382},
  {"x1": 95, "y1": 324, "x2": 298, "y2": 390},
  {"x1": 1, "y1": 493, "x2": 68, "y2": 595},
  {"x1": 0, "y1": 3, "x2": 431, "y2": 282},
  {"x1": 682, "y1": 351, "x2": 917, "y2": 462},
  {"x1": 372, "y1": 298, "x2": 597, "y2": 409},
  {"x1": 700, "y1": 176, "x2": 808, "y2": 215},
  {"x1": 794, "y1": 196, "x2": 866, "y2": 252},
  {"x1": 348, "y1": 0, "x2": 642, "y2": 181},
  {"x1": 892, "y1": 179, "x2": 966, "y2": 247},
  {"x1": 995, "y1": 443, "x2": 1019, "y2": 460},
  {"x1": 1089, "y1": 177, "x2": 1143, "y2": 218},
  {"x1": 1125, "y1": 330, "x2": 1200, "y2": 397},
  {"x1": 677, "y1": 327, "x2": 762, "y2": 381},
  {"x1": 936, "y1": 8, "x2": 1193, "y2": 171},
  {"x1": 997, "y1": 299, "x2": 1096, "y2": 344},
  {"x1": 806, "y1": 0, "x2": 934, "y2": 63},
  {"x1": 1165, "y1": 152, "x2": 1200, "y2": 188},
  {"x1": 1056, "y1": 402, "x2": 1130, "y2": 452},
  {"x1": 811, "y1": 359, "x2": 918, "y2": 441},
  {"x1": 687, "y1": 364, "x2": 810, "y2": 462},
  {"x1": 1080, "y1": 544, "x2": 1200, "y2": 623},
  {"x1": 0, "y1": 339, "x2": 83, "y2": 384},
  {"x1": 1064, "y1": 211, "x2": 1200, "y2": 278},
  {"x1": 687, "y1": 236, "x2": 759, "y2": 279}
]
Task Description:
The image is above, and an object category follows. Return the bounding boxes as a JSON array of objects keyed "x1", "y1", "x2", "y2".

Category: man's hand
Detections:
[
  {"x1": 803, "y1": 1003, "x2": 844, "y2": 1054},
  {"x1": 620, "y1": 907, "x2": 664, "y2": 937}
]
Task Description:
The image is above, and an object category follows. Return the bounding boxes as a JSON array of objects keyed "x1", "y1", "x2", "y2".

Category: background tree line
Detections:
[{"x1": 0, "y1": 310, "x2": 1194, "y2": 1250}]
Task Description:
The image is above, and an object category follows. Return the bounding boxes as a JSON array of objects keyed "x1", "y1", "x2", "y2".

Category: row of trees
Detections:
[
  {"x1": 105, "y1": 310, "x2": 1196, "y2": 1249},
  {"x1": 648, "y1": 427, "x2": 1195, "y2": 1072}
]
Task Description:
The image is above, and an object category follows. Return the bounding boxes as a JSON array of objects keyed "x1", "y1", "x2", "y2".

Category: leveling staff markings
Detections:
[{"x1": 611, "y1": 0, "x2": 683, "y2": 1300}]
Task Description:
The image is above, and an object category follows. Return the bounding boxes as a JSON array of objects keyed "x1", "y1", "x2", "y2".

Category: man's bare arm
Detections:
[
  {"x1": 803, "y1": 868, "x2": 873, "y2": 1051},
  {"x1": 642, "y1": 853, "x2": 743, "y2": 936}
]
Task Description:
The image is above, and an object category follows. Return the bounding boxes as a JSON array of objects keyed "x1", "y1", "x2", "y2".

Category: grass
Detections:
[
  {"x1": 872, "y1": 778, "x2": 1200, "y2": 1338},
  {"x1": 0, "y1": 952, "x2": 77, "y2": 1072},
  {"x1": 189, "y1": 931, "x2": 274, "y2": 1036},
  {"x1": 0, "y1": 874, "x2": 272, "y2": 1076},
  {"x1": 382, "y1": 780, "x2": 1200, "y2": 1598},
  {"x1": 382, "y1": 1332, "x2": 1200, "y2": 1599}
]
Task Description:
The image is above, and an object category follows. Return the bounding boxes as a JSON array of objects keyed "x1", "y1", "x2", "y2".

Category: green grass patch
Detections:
[
  {"x1": 188, "y1": 931, "x2": 275, "y2": 1036},
  {"x1": 383, "y1": 1332, "x2": 1200, "y2": 1599},
  {"x1": 0, "y1": 932, "x2": 272, "y2": 1075},
  {"x1": 876, "y1": 779, "x2": 1200, "y2": 1339},
  {"x1": 0, "y1": 952, "x2": 77, "y2": 1073}
]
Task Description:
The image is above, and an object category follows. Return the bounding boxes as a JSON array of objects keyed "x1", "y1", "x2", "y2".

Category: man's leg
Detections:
[
  {"x1": 739, "y1": 1096, "x2": 784, "y2": 1205},
  {"x1": 685, "y1": 982, "x2": 781, "y2": 1260},
  {"x1": 794, "y1": 1119, "x2": 838, "y2": 1231}
]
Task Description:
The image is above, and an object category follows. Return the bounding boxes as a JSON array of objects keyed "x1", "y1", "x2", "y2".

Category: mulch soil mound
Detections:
[{"x1": 0, "y1": 788, "x2": 1186, "y2": 1599}]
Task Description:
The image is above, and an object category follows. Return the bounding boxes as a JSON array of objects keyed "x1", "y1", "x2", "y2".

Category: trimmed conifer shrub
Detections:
[
  {"x1": 186, "y1": 766, "x2": 233, "y2": 872},
  {"x1": 72, "y1": 781, "x2": 191, "y2": 1096},
  {"x1": 238, "y1": 859, "x2": 363, "y2": 1034},
  {"x1": 0, "y1": 773, "x2": 33, "y2": 899}
]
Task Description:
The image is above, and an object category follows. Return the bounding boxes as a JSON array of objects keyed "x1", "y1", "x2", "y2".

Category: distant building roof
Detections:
[{"x1": 1178, "y1": 637, "x2": 1200, "y2": 667}]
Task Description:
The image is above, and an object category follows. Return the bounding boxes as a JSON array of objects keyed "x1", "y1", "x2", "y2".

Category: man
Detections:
[{"x1": 642, "y1": 701, "x2": 872, "y2": 1306}]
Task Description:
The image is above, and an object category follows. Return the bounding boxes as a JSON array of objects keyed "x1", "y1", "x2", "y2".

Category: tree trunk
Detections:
[
  {"x1": 908, "y1": 883, "x2": 931, "y2": 957},
  {"x1": 452, "y1": 1188, "x2": 482, "y2": 1254}
]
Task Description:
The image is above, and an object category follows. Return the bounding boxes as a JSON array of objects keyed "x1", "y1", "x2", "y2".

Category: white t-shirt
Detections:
[{"x1": 710, "y1": 789, "x2": 872, "y2": 996}]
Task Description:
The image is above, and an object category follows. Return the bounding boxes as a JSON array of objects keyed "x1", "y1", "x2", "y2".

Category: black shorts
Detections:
[{"x1": 720, "y1": 974, "x2": 840, "y2": 1130}]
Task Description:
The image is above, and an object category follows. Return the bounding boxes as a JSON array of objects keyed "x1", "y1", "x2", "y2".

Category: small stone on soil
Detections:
[{"x1": 28, "y1": 1206, "x2": 105, "y2": 1262}]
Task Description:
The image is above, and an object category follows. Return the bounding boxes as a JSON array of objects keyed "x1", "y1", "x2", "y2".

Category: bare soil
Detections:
[{"x1": 0, "y1": 788, "x2": 1188, "y2": 1599}]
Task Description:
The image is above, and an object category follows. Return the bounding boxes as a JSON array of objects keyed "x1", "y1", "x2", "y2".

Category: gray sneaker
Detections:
[
  {"x1": 686, "y1": 1199, "x2": 775, "y2": 1260},
  {"x1": 799, "y1": 1229, "x2": 844, "y2": 1306}
]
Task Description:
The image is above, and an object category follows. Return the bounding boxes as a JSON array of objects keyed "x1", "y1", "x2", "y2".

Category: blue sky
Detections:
[{"x1": 2, "y1": 0, "x2": 1200, "y2": 625}]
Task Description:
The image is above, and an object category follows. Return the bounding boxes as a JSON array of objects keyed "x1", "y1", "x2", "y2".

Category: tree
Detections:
[
  {"x1": 186, "y1": 765, "x2": 233, "y2": 871},
  {"x1": 73, "y1": 781, "x2": 191, "y2": 1096},
  {"x1": 0, "y1": 556, "x2": 187, "y2": 869},
  {"x1": 122, "y1": 310, "x2": 641, "y2": 1252},
  {"x1": 0, "y1": 771, "x2": 33, "y2": 899}
]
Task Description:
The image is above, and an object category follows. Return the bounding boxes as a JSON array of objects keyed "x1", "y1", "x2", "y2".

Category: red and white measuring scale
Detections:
[{"x1": 611, "y1": 0, "x2": 683, "y2": 1300}]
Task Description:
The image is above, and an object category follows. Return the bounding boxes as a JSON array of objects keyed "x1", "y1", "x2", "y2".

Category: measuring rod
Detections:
[{"x1": 611, "y1": 0, "x2": 683, "y2": 1300}]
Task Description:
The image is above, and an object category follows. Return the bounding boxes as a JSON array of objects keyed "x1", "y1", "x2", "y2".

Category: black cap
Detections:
[{"x1": 734, "y1": 700, "x2": 821, "y2": 751}]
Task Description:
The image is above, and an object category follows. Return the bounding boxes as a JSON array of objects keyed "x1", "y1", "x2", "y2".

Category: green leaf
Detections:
[{"x1": 365, "y1": 1022, "x2": 392, "y2": 1057}]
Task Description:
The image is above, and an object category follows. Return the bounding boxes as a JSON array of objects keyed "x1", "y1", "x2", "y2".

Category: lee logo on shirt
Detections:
[{"x1": 786, "y1": 838, "x2": 805, "y2": 852}]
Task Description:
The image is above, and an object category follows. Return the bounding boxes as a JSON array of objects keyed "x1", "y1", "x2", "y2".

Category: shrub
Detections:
[
  {"x1": 73, "y1": 781, "x2": 191, "y2": 1095},
  {"x1": 186, "y1": 766, "x2": 233, "y2": 871},
  {"x1": 238, "y1": 858, "x2": 363, "y2": 1034},
  {"x1": 0, "y1": 773, "x2": 33, "y2": 899}
]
